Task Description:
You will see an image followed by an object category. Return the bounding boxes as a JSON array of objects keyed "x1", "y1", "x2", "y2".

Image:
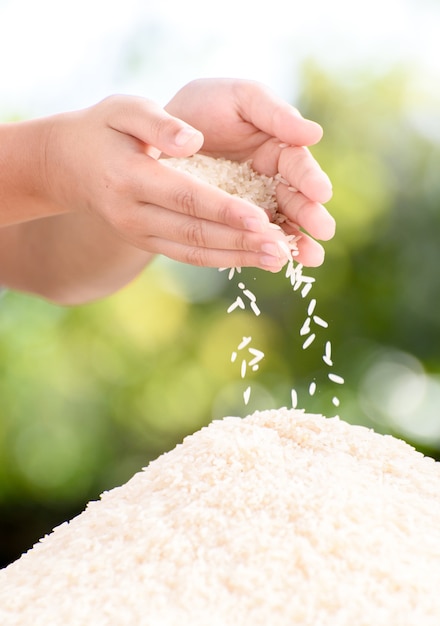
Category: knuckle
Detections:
[
  {"x1": 216, "y1": 198, "x2": 235, "y2": 226},
  {"x1": 184, "y1": 246, "x2": 207, "y2": 267},
  {"x1": 173, "y1": 186, "x2": 199, "y2": 216},
  {"x1": 150, "y1": 114, "x2": 179, "y2": 141},
  {"x1": 107, "y1": 209, "x2": 133, "y2": 234},
  {"x1": 233, "y1": 230, "x2": 251, "y2": 251},
  {"x1": 182, "y1": 219, "x2": 206, "y2": 247}
]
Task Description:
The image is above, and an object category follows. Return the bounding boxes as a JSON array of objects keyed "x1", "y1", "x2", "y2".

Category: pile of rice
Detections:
[
  {"x1": 163, "y1": 154, "x2": 297, "y2": 239},
  {"x1": 1, "y1": 408, "x2": 440, "y2": 625}
]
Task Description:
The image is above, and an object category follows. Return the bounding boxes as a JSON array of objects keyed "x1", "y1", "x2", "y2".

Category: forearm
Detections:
[{"x1": 0, "y1": 213, "x2": 154, "y2": 305}]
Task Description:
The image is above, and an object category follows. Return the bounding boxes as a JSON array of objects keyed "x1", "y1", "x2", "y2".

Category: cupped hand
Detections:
[
  {"x1": 42, "y1": 79, "x2": 334, "y2": 273},
  {"x1": 166, "y1": 78, "x2": 335, "y2": 266}
]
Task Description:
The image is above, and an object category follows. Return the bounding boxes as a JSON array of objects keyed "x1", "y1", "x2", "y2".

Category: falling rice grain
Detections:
[
  {"x1": 307, "y1": 299, "x2": 317, "y2": 316},
  {"x1": 291, "y1": 388, "x2": 298, "y2": 409},
  {"x1": 301, "y1": 283, "x2": 313, "y2": 299},
  {"x1": 309, "y1": 381, "x2": 317, "y2": 396},
  {"x1": 248, "y1": 348, "x2": 265, "y2": 367},
  {"x1": 231, "y1": 351, "x2": 237, "y2": 363},
  {"x1": 227, "y1": 297, "x2": 245, "y2": 314},
  {"x1": 323, "y1": 341, "x2": 333, "y2": 366},
  {"x1": 302, "y1": 333, "x2": 316, "y2": 350},
  {"x1": 300, "y1": 317, "x2": 311, "y2": 336},
  {"x1": 243, "y1": 289, "x2": 257, "y2": 303},
  {"x1": 238, "y1": 336, "x2": 252, "y2": 350},
  {"x1": 243, "y1": 386, "x2": 251, "y2": 405},
  {"x1": 313, "y1": 315, "x2": 329, "y2": 329},
  {"x1": 250, "y1": 301, "x2": 261, "y2": 316},
  {"x1": 241, "y1": 360, "x2": 247, "y2": 379},
  {"x1": 332, "y1": 397, "x2": 340, "y2": 407},
  {"x1": 328, "y1": 373, "x2": 345, "y2": 385}
]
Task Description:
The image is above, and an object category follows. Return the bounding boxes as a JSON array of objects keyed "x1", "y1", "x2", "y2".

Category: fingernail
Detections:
[
  {"x1": 174, "y1": 126, "x2": 201, "y2": 147},
  {"x1": 261, "y1": 243, "x2": 281, "y2": 257},
  {"x1": 260, "y1": 255, "x2": 283, "y2": 269},
  {"x1": 244, "y1": 217, "x2": 266, "y2": 233}
]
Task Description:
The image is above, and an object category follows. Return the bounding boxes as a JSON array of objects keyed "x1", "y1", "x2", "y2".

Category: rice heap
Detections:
[
  {"x1": 1, "y1": 408, "x2": 440, "y2": 625},
  {"x1": 163, "y1": 154, "x2": 281, "y2": 218},
  {"x1": 163, "y1": 154, "x2": 299, "y2": 247}
]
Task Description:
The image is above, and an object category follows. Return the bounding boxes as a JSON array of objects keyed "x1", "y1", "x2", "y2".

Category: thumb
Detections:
[{"x1": 103, "y1": 95, "x2": 204, "y2": 157}]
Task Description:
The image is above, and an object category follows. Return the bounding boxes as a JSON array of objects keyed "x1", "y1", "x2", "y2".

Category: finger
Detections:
[
  {"x1": 277, "y1": 184, "x2": 336, "y2": 241},
  {"x1": 140, "y1": 237, "x2": 287, "y2": 273},
  {"x1": 101, "y1": 95, "x2": 204, "y2": 158},
  {"x1": 237, "y1": 81, "x2": 324, "y2": 147},
  {"x1": 125, "y1": 157, "x2": 272, "y2": 233},
  {"x1": 294, "y1": 234, "x2": 326, "y2": 267},
  {"x1": 129, "y1": 204, "x2": 293, "y2": 256},
  {"x1": 278, "y1": 146, "x2": 333, "y2": 204}
]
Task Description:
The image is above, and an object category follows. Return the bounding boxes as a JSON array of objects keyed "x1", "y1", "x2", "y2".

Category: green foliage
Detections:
[{"x1": 1, "y1": 63, "x2": 440, "y2": 564}]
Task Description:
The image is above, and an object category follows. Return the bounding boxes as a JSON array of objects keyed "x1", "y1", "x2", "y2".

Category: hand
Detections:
[
  {"x1": 41, "y1": 80, "x2": 333, "y2": 272},
  {"x1": 166, "y1": 78, "x2": 335, "y2": 266}
]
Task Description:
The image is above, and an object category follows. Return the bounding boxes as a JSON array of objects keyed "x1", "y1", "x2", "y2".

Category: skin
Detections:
[{"x1": 0, "y1": 78, "x2": 334, "y2": 305}]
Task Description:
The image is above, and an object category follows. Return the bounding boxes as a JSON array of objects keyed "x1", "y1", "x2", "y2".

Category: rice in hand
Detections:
[{"x1": 1, "y1": 408, "x2": 440, "y2": 625}]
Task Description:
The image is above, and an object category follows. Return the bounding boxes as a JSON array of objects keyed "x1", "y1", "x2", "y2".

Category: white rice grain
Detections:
[
  {"x1": 302, "y1": 334, "x2": 316, "y2": 350},
  {"x1": 328, "y1": 373, "x2": 345, "y2": 385},
  {"x1": 227, "y1": 297, "x2": 245, "y2": 314},
  {"x1": 313, "y1": 315, "x2": 329, "y2": 329},
  {"x1": 322, "y1": 341, "x2": 333, "y2": 367},
  {"x1": 291, "y1": 389, "x2": 298, "y2": 408},
  {"x1": 250, "y1": 301, "x2": 261, "y2": 316},
  {"x1": 300, "y1": 317, "x2": 311, "y2": 337},
  {"x1": 248, "y1": 348, "x2": 265, "y2": 367},
  {"x1": 307, "y1": 299, "x2": 317, "y2": 316},
  {"x1": 238, "y1": 336, "x2": 252, "y2": 351},
  {"x1": 243, "y1": 289, "x2": 257, "y2": 303},
  {"x1": 301, "y1": 283, "x2": 313, "y2": 299},
  {"x1": 241, "y1": 360, "x2": 247, "y2": 379}
]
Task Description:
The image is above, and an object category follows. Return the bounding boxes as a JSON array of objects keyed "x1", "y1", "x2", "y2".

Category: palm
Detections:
[
  {"x1": 165, "y1": 79, "x2": 284, "y2": 175},
  {"x1": 165, "y1": 78, "x2": 334, "y2": 246}
]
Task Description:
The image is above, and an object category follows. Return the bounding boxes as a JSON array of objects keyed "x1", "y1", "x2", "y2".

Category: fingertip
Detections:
[
  {"x1": 319, "y1": 213, "x2": 336, "y2": 241},
  {"x1": 170, "y1": 126, "x2": 204, "y2": 156},
  {"x1": 305, "y1": 119, "x2": 324, "y2": 145},
  {"x1": 306, "y1": 246, "x2": 325, "y2": 268},
  {"x1": 304, "y1": 171, "x2": 333, "y2": 204},
  {"x1": 296, "y1": 238, "x2": 326, "y2": 268}
]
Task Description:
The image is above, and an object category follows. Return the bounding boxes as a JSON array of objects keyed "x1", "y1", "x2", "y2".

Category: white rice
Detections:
[
  {"x1": 302, "y1": 333, "x2": 316, "y2": 350},
  {"x1": 328, "y1": 373, "x2": 345, "y2": 385},
  {"x1": 300, "y1": 317, "x2": 311, "y2": 336},
  {"x1": 240, "y1": 359, "x2": 247, "y2": 379},
  {"x1": 307, "y1": 298, "x2": 317, "y2": 316},
  {"x1": 163, "y1": 154, "x2": 298, "y2": 242},
  {"x1": 2, "y1": 408, "x2": 440, "y2": 625},
  {"x1": 313, "y1": 314, "x2": 329, "y2": 328},
  {"x1": 237, "y1": 336, "x2": 252, "y2": 351}
]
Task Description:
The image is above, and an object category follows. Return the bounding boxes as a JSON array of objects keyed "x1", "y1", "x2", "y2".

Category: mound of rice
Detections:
[
  {"x1": 1, "y1": 408, "x2": 440, "y2": 625},
  {"x1": 163, "y1": 155, "x2": 297, "y2": 237}
]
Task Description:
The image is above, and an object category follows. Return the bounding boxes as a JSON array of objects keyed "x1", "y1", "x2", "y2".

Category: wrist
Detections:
[{"x1": 0, "y1": 116, "x2": 69, "y2": 226}]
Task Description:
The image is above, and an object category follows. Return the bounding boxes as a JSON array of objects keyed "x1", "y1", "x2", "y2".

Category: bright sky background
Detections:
[{"x1": 0, "y1": 0, "x2": 439, "y2": 118}]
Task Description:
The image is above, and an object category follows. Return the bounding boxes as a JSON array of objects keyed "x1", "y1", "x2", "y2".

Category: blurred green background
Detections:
[{"x1": 1, "y1": 0, "x2": 440, "y2": 566}]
